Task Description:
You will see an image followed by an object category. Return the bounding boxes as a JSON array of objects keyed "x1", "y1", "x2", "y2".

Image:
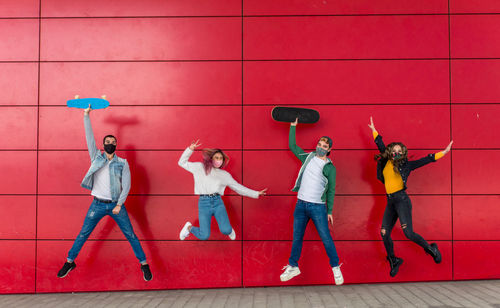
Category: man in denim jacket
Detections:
[{"x1": 57, "y1": 105, "x2": 152, "y2": 281}]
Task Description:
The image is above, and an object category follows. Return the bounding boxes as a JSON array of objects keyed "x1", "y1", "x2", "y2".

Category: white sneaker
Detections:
[
  {"x1": 179, "y1": 222, "x2": 191, "y2": 240},
  {"x1": 228, "y1": 229, "x2": 236, "y2": 240},
  {"x1": 332, "y1": 263, "x2": 344, "y2": 285},
  {"x1": 280, "y1": 265, "x2": 301, "y2": 282}
]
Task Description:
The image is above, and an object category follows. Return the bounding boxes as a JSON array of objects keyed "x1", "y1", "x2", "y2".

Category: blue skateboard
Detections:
[{"x1": 67, "y1": 95, "x2": 110, "y2": 109}]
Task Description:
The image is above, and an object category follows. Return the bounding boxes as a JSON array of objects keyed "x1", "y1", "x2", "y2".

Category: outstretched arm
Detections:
[
  {"x1": 409, "y1": 140, "x2": 453, "y2": 170},
  {"x1": 83, "y1": 104, "x2": 100, "y2": 161},
  {"x1": 289, "y1": 118, "x2": 307, "y2": 162},
  {"x1": 178, "y1": 139, "x2": 201, "y2": 173},
  {"x1": 225, "y1": 173, "x2": 264, "y2": 199},
  {"x1": 368, "y1": 116, "x2": 386, "y2": 153}
]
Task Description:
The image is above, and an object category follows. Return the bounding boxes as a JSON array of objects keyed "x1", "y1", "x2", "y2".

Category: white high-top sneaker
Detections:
[
  {"x1": 280, "y1": 265, "x2": 301, "y2": 282},
  {"x1": 179, "y1": 222, "x2": 192, "y2": 240},
  {"x1": 228, "y1": 228, "x2": 236, "y2": 240},
  {"x1": 332, "y1": 264, "x2": 344, "y2": 285}
]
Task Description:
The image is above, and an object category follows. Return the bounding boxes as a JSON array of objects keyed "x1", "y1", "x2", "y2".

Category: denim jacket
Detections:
[{"x1": 80, "y1": 115, "x2": 131, "y2": 205}]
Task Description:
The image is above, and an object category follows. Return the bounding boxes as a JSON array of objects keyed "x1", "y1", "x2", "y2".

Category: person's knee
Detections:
[
  {"x1": 380, "y1": 228, "x2": 387, "y2": 239},
  {"x1": 401, "y1": 224, "x2": 415, "y2": 240},
  {"x1": 198, "y1": 230, "x2": 210, "y2": 241}
]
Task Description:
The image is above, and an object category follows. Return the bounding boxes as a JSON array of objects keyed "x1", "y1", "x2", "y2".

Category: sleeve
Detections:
[
  {"x1": 326, "y1": 165, "x2": 336, "y2": 215},
  {"x1": 224, "y1": 172, "x2": 259, "y2": 199},
  {"x1": 178, "y1": 147, "x2": 197, "y2": 173},
  {"x1": 408, "y1": 153, "x2": 436, "y2": 171},
  {"x1": 435, "y1": 151, "x2": 445, "y2": 160},
  {"x1": 373, "y1": 133, "x2": 386, "y2": 154},
  {"x1": 289, "y1": 125, "x2": 307, "y2": 162},
  {"x1": 84, "y1": 114, "x2": 100, "y2": 161},
  {"x1": 117, "y1": 160, "x2": 131, "y2": 205}
]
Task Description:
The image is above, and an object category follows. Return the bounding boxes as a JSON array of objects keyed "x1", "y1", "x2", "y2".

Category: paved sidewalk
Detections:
[{"x1": 1, "y1": 280, "x2": 500, "y2": 308}]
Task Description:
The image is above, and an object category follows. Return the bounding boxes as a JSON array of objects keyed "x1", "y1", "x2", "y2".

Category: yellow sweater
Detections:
[{"x1": 373, "y1": 131, "x2": 444, "y2": 194}]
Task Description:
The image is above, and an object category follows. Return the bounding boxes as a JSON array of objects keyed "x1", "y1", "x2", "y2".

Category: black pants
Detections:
[{"x1": 381, "y1": 190, "x2": 431, "y2": 257}]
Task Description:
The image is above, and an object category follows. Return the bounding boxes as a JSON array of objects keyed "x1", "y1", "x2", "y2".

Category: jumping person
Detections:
[
  {"x1": 368, "y1": 116, "x2": 452, "y2": 277},
  {"x1": 280, "y1": 118, "x2": 343, "y2": 285},
  {"x1": 57, "y1": 104, "x2": 152, "y2": 281},
  {"x1": 178, "y1": 139, "x2": 267, "y2": 241}
]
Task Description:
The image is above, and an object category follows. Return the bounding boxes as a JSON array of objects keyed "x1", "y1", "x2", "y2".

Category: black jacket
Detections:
[{"x1": 374, "y1": 134, "x2": 436, "y2": 190}]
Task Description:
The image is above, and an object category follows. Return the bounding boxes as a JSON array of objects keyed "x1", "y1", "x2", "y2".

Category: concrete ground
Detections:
[{"x1": 1, "y1": 280, "x2": 500, "y2": 308}]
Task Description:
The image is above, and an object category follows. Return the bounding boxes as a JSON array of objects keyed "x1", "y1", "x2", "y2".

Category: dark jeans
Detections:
[
  {"x1": 289, "y1": 199, "x2": 340, "y2": 267},
  {"x1": 67, "y1": 198, "x2": 146, "y2": 263},
  {"x1": 381, "y1": 190, "x2": 431, "y2": 257}
]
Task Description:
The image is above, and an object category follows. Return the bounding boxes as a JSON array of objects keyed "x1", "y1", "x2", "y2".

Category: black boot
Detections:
[
  {"x1": 387, "y1": 256, "x2": 403, "y2": 277},
  {"x1": 425, "y1": 243, "x2": 442, "y2": 264}
]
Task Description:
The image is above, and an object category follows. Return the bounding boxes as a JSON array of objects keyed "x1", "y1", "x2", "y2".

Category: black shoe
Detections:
[
  {"x1": 425, "y1": 243, "x2": 442, "y2": 264},
  {"x1": 387, "y1": 256, "x2": 403, "y2": 277},
  {"x1": 141, "y1": 264, "x2": 152, "y2": 281},
  {"x1": 57, "y1": 261, "x2": 76, "y2": 278}
]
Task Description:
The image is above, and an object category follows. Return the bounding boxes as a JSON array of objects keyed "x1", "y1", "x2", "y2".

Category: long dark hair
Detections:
[
  {"x1": 202, "y1": 148, "x2": 229, "y2": 175},
  {"x1": 374, "y1": 142, "x2": 408, "y2": 173}
]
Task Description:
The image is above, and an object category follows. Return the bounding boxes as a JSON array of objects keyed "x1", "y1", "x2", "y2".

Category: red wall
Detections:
[{"x1": 1, "y1": 0, "x2": 499, "y2": 294}]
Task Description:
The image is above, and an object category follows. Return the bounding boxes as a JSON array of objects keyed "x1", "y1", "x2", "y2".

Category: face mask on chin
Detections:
[{"x1": 104, "y1": 144, "x2": 116, "y2": 154}]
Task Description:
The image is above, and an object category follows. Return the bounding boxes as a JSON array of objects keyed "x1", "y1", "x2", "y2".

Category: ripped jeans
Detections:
[
  {"x1": 380, "y1": 190, "x2": 431, "y2": 257},
  {"x1": 67, "y1": 198, "x2": 146, "y2": 263}
]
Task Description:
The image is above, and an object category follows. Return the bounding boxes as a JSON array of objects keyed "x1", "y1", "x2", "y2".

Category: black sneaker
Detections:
[
  {"x1": 387, "y1": 256, "x2": 403, "y2": 277},
  {"x1": 141, "y1": 264, "x2": 152, "y2": 281},
  {"x1": 425, "y1": 243, "x2": 442, "y2": 264},
  {"x1": 57, "y1": 261, "x2": 76, "y2": 278}
]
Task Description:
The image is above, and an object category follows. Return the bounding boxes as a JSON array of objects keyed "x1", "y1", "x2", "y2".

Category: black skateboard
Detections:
[{"x1": 271, "y1": 106, "x2": 320, "y2": 124}]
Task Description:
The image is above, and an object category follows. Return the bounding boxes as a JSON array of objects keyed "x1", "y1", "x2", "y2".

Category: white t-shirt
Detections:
[
  {"x1": 91, "y1": 160, "x2": 112, "y2": 200},
  {"x1": 297, "y1": 156, "x2": 327, "y2": 204},
  {"x1": 178, "y1": 148, "x2": 259, "y2": 199}
]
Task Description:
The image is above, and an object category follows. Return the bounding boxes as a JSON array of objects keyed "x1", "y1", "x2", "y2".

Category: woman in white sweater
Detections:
[{"x1": 178, "y1": 140, "x2": 267, "y2": 240}]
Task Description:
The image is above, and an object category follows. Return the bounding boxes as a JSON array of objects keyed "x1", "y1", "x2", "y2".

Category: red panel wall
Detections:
[{"x1": 1, "y1": 0, "x2": 498, "y2": 294}]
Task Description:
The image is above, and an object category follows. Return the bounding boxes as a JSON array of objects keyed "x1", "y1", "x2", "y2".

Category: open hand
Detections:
[
  {"x1": 189, "y1": 139, "x2": 202, "y2": 150},
  {"x1": 258, "y1": 188, "x2": 268, "y2": 197},
  {"x1": 328, "y1": 214, "x2": 334, "y2": 225},
  {"x1": 443, "y1": 140, "x2": 453, "y2": 154},
  {"x1": 368, "y1": 116, "x2": 376, "y2": 131}
]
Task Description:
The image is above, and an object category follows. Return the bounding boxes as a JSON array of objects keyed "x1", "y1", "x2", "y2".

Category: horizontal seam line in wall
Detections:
[
  {"x1": 5, "y1": 58, "x2": 500, "y2": 63},
  {"x1": 1, "y1": 239, "x2": 460, "y2": 242},
  {"x1": 4, "y1": 193, "x2": 500, "y2": 197},
  {"x1": 5, "y1": 148, "x2": 500, "y2": 151},
  {"x1": 4, "y1": 103, "x2": 500, "y2": 107},
  {"x1": 3, "y1": 12, "x2": 500, "y2": 20}
]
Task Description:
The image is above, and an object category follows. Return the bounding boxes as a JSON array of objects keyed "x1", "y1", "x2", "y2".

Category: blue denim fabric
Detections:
[
  {"x1": 67, "y1": 199, "x2": 146, "y2": 263},
  {"x1": 288, "y1": 199, "x2": 339, "y2": 267},
  {"x1": 190, "y1": 195, "x2": 232, "y2": 240}
]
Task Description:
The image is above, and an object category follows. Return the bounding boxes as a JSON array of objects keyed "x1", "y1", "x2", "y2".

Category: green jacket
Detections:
[{"x1": 289, "y1": 125, "x2": 336, "y2": 214}]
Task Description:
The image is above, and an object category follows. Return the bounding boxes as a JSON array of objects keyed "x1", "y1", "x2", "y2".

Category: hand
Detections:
[
  {"x1": 443, "y1": 140, "x2": 453, "y2": 154},
  {"x1": 112, "y1": 205, "x2": 122, "y2": 215},
  {"x1": 291, "y1": 117, "x2": 298, "y2": 126},
  {"x1": 258, "y1": 188, "x2": 268, "y2": 197},
  {"x1": 189, "y1": 139, "x2": 202, "y2": 150},
  {"x1": 84, "y1": 103, "x2": 91, "y2": 116},
  {"x1": 368, "y1": 116, "x2": 376, "y2": 132},
  {"x1": 328, "y1": 214, "x2": 334, "y2": 225}
]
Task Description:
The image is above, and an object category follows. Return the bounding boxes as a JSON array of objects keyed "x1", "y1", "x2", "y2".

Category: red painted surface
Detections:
[{"x1": 0, "y1": 0, "x2": 498, "y2": 294}]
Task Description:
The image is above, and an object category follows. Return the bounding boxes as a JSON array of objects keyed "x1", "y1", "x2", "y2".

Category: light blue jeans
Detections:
[
  {"x1": 67, "y1": 198, "x2": 146, "y2": 263},
  {"x1": 190, "y1": 195, "x2": 232, "y2": 240}
]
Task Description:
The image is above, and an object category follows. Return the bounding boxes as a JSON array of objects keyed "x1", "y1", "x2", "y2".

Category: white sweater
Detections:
[{"x1": 178, "y1": 148, "x2": 259, "y2": 199}]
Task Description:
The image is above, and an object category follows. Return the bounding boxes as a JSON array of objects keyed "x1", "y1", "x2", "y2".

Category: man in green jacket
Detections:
[{"x1": 280, "y1": 119, "x2": 343, "y2": 285}]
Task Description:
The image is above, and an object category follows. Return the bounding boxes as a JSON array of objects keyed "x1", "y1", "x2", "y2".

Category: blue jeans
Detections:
[
  {"x1": 67, "y1": 199, "x2": 146, "y2": 263},
  {"x1": 190, "y1": 195, "x2": 232, "y2": 240},
  {"x1": 289, "y1": 199, "x2": 340, "y2": 267}
]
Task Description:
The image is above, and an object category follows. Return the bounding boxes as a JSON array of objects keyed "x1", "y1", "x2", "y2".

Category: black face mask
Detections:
[{"x1": 104, "y1": 144, "x2": 116, "y2": 154}]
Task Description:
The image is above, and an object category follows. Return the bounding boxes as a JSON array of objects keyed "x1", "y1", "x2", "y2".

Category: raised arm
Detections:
[
  {"x1": 83, "y1": 104, "x2": 100, "y2": 161},
  {"x1": 368, "y1": 116, "x2": 386, "y2": 153},
  {"x1": 178, "y1": 139, "x2": 201, "y2": 173},
  {"x1": 289, "y1": 118, "x2": 307, "y2": 162}
]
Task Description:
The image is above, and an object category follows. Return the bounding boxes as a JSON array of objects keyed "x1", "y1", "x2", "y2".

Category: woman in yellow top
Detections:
[{"x1": 368, "y1": 117, "x2": 453, "y2": 277}]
